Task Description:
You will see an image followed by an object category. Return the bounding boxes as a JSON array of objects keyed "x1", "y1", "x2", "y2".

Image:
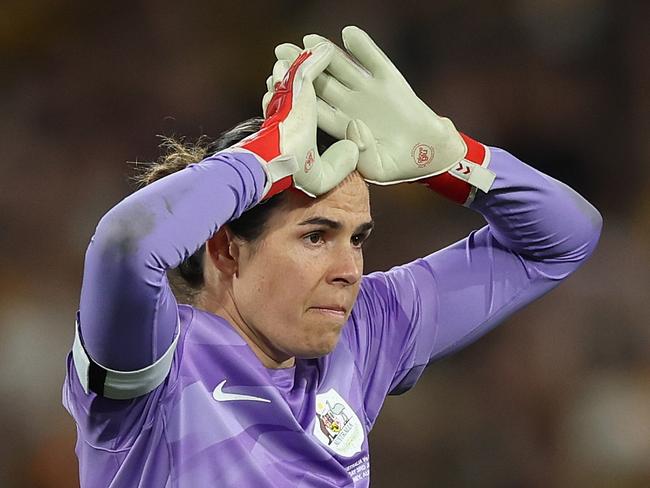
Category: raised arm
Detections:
[
  {"x1": 78, "y1": 152, "x2": 266, "y2": 371},
  {"x1": 72, "y1": 43, "x2": 360, "y2": 399},
  {"x1": 375, "y1": 144, "x2": 599, "y2": 380},
  {"x1": 345, "y1": 143, "x2": 601, "y2": 427}
]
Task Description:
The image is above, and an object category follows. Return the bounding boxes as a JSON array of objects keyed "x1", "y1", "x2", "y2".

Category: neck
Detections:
[{"x1": 197, "y1": 287, "x2": 295, "y2": 370}]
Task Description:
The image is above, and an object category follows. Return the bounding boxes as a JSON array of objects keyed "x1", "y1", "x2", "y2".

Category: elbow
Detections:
[
  {"x1": 89, "y1": 203, "x2": 157, "y2": 262},
  {"x1": 556, "y1": 193, "x2": 603, "y2": 263},
  {"x1": 533, "y1": 202, "x2": 602, "y2": 281},
  {"x1": 579, "y1": 202, "x2": 603, "y2": 261}
]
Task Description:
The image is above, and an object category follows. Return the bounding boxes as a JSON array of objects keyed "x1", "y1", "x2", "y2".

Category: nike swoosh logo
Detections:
[{"x1": 212, "y1": 380, "x2": 271, "y2": 403}]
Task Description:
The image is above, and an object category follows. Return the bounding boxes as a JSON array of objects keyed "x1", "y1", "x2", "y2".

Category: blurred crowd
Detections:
[{"x1": 1, "y1": 0, "x2": 648, "y2": 486}]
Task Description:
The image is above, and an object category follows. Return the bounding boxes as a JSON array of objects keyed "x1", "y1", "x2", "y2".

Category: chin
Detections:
[
  {"x1": 288, "y1": 315, "x2": 346, "y2": 358},
  {"x1": 295, "y1": 333, "x2": 341, "y2": 359}
]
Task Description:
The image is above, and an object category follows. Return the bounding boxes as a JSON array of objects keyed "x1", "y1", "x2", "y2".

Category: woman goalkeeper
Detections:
[{"x1": 63, "y1": 30, "x2": 601, "y2": 487}]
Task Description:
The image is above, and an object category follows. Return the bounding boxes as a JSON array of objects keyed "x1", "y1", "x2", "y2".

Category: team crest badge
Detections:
[{"x1": 313, "y1": 388, "x2": 364, "y2": 457}]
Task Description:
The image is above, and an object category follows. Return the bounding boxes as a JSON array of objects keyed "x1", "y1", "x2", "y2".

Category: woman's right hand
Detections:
[{"x1": 236, "y1": 43, "x2": 359, "y2": 199}]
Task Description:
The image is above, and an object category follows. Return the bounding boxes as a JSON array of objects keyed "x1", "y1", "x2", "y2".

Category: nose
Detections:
[{"x1": 328, "y1": 246, "x2": 362, "y2": 286}]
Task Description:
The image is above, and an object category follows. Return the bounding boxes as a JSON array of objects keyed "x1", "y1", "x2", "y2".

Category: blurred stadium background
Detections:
[{"x1": 1, "y1": 0, "x2": 648, "y2": 486}]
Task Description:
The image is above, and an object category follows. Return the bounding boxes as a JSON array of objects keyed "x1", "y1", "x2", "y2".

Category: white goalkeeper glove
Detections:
[
  {"x1": 264, "y1": 26, "x2": 495, "y2": 205},
  {"x1": 237, "y1": 43, "x2": 358, "y2": 199}
]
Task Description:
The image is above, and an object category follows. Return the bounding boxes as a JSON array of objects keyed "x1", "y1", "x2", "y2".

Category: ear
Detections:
[{"x1": 206, "y1": 226, "x2": 240, "y2": 277}]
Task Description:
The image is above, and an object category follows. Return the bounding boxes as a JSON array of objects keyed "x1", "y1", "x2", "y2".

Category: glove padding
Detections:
[
  {"x1": 238, "y1": 43, "x2": 359, "y2": 199},
  {"x1": 264, "y1": 27, "x2": 495, "y2": 196}
]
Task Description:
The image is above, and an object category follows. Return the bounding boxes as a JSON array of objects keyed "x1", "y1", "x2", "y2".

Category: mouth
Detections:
[{"x1": 308, "y1": 305, "x2": 347, "y2": 318}]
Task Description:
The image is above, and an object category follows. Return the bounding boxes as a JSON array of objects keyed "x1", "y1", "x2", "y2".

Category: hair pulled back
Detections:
[{"x1": 134, "y1": 117, "x2": 287, "y2": 303}]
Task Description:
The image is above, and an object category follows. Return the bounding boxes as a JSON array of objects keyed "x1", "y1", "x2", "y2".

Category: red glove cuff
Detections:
[{"x1": 420, "y1": 133, "x2": 491, "y2": 206}]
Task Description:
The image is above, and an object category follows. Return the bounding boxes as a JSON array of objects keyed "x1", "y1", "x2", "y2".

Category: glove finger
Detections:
[
  {"x1": 272, "y1": 60, "x2": 290, "y2": 87},
  {"x1": 304, "y1": 33, "x2": 370, "y2": 88},
  {"x1": 313, "y1": 70, "x2": 350, "y2": 109},
  {"x1": 302, "y1": 34, "x2": 330, "y2": 48},
  {"x1": 318, "y1": 139, "x2": 360, "y2": 191},
  {"x1": 293, "y1": 140, "x2": 359, "y2": 197},
  {"x1": 262, "y1": 91, "x2": 273, "y2": 117},
  {"x1": 274, "y1": 43, "x2": 301, "y2": 62},
  {"x1": 341, "y1": 25, "x2": 393, "y2": 76},
  {"x1": 263, "y1": 63, "x2": 289, "y2": 116},
  {"x1": 317, "y1": 98, "x2": 349, "y2": 140},
  {"x1": 299, "y1": 42, "x2": 334, "y2": 83},
  {"x1": 266, "y1": 44, "x2": 327, "y2": 120},
  {"x1": 347, "y1": 119, "x2": 387, "y2": 182}
]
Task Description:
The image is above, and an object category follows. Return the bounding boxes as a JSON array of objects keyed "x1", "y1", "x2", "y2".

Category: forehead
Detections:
[{"x1": 277, "y1": 172, "x2": 371, "y2": 227}]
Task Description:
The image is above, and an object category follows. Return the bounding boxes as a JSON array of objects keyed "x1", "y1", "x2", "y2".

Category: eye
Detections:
[
  {"x1": 351, "y1": 233, "x2": 368, "y2": 249},
  {"x1": 304, "y1": 232, "x2": 324, "y2": 245}
]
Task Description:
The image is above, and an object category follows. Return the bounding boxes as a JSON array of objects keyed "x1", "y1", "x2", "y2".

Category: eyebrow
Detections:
[{"x1": 298, "y1": 217, "x2": 374, "y2": 234}]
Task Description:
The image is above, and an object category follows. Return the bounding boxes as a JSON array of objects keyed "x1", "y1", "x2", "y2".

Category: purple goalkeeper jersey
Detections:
[{"x1": 63, "y1": 146, "x2": 601, "y2": 487}]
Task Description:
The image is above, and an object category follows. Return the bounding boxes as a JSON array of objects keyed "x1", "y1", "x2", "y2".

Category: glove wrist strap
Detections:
[
  {"x1": 236, "y1": 129, "x2": 298, "y2": 200},
  {"x1": 420, "y1": 133, "x2": 495, "y2": 206}
]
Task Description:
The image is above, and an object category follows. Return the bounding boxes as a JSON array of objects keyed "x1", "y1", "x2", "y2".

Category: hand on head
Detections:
[
  {"x1": 235, "y1": 42, "x2": 360, "y2": 200},
  {"x1": 263, "y1": 26, "x2": 470, "y2": 188}
]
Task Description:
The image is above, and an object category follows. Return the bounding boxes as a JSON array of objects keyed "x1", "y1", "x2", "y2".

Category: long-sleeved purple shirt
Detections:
[{"x1": 63, "y1": 146, "x2": 601, "y2": 487}]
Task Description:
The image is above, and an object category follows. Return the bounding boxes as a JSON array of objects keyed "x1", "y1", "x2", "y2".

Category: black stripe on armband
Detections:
[
  {"x1": 87, "y1": 359, "x2": 108, "y2": 396},
  {"x1": 71, "y1": 319, "x2": 180, "y2": 400}
]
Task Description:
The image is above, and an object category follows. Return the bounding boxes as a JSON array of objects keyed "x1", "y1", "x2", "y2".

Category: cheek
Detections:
[
  {"x1": 235, "y1": 246, "x2": 350, "y2": 357},
  {"x1": 237, "y1": 248, "x2": 318, "y2": 318}
]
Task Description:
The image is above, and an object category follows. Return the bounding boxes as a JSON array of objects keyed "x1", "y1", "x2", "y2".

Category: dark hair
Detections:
[{"x1": 134, "y1": 117, "x2": 288, "y2": 303}]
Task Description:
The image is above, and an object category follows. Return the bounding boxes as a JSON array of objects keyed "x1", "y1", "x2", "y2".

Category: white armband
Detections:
[{"x1": 72, "y1": 319, "x2": 180, "y2": 400}]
